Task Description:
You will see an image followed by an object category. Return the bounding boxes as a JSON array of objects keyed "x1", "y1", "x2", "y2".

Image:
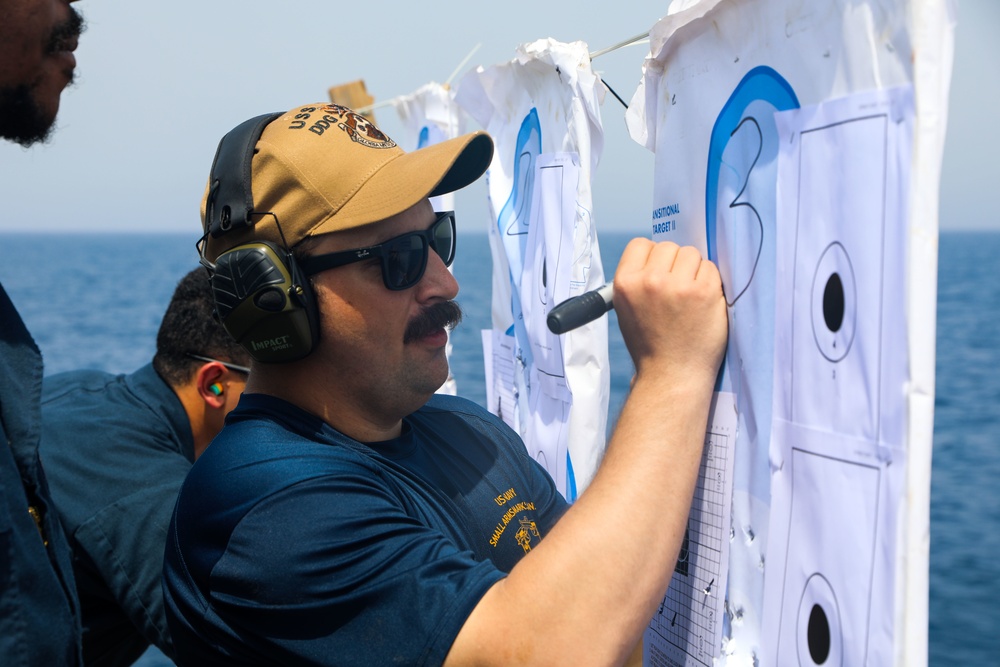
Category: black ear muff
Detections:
[
  {"x1": 202, "y1": 112, "x2": 320, "y2": 362},
  {"x1": 210, "y1": 241, "x2": 319, "y2": 363}
]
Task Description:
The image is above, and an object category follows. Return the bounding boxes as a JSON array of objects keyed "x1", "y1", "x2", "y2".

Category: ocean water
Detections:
[
  {"x1": 927, "y1": 232, "x2": 1000, "y2": 663},
  {"x1": 0, "y1": 230, "x2": 995, "y2": 665}
]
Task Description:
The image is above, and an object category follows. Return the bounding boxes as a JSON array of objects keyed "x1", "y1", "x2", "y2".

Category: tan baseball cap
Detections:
[{"x1": 201, "y1": 102, "x2": 493, "y2": 261}]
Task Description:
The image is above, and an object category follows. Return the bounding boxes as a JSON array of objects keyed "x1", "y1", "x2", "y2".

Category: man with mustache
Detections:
[
  {"x1": 0, "y1": 1, "x2": 86, "y2": 665},
  {"x1": 164, "y1": 103, "x2": 728, "y2": 666}
]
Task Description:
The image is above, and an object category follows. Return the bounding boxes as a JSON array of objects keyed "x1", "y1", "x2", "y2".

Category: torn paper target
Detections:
[
  {"x1": 626, "y1": 1, "x2": 945, "y2": 664},
  {"x1": 457, "y1": 39, "x2": 609, "y2": 499}
]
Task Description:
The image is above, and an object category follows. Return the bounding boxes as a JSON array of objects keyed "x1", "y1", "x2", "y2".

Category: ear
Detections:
[{"x1": 195, "y1": 362, "x2": 228, "y2": 410}]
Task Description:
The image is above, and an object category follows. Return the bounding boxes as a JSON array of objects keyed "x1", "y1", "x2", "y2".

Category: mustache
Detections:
[
  {"x1": 46, "y1": 8, "x2": 85, "y2": 55},
  {"x1": 404, "y1": 301, "x2": 463, "y2": 344}
]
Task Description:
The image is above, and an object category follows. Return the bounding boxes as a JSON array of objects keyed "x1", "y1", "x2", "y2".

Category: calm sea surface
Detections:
[{"x1": 0, "y1": 230, "x2": 995, "y2": 665}]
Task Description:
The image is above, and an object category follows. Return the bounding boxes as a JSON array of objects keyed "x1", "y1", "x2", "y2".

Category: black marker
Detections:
[{"x1": 547, "y1": 282, "x2": 614, "y2": 334}]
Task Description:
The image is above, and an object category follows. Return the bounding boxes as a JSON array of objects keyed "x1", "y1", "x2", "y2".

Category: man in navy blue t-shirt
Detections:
[{"x1": 164, "y1": 102, "x2": 728, "y2": 666}]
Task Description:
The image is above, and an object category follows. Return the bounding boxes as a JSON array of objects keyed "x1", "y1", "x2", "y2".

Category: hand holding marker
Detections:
[{"x1": 547, "y1": 282, "x2": 614, "y2": 334}]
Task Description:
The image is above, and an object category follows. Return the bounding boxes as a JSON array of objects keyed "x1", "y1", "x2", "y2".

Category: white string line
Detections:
[
  {"x1": 591, "y1": 32, "x2": 651, "y2": 110},
  {"x1": 353, "y1": 43, "x2": 482, "y2": 115},
  {"x1": 445, "y1": 42, "x2": 483, "y2": 86},
  {"x1": 352, "y1": 30, "x2": 651, "y2": 115},
  {"x1": 353, "y1": 99, "x2": 393, "y2": 115},
  {"x1": 589, "y1": 31, "x2": 650, "y2": 60}
]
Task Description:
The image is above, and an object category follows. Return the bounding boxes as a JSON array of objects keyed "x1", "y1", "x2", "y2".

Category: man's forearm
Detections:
[
  {"x1": 446, "y1": 371, "x2": 716, "y2": 666},
  {"x1": 446, "y1": 240, "x2": 727, "y2": 667}
]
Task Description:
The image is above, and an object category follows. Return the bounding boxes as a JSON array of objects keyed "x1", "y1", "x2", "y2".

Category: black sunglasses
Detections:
[{"x1": 300, "y1": 211, "x2": 456, "y2": 291}]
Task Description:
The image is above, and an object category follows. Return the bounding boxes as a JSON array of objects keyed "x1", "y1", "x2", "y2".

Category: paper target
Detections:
[
  {"x1": 774, "y1": 447, "x2": 880, "y2": 666},
  {"x1": 788, "y1": 114, "x2": 888, "y2": 440}
]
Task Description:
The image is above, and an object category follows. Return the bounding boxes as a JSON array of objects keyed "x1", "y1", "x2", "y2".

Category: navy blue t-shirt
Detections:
[{"x1": 164, "y1": 393, "x2": 568, "y2": 666}]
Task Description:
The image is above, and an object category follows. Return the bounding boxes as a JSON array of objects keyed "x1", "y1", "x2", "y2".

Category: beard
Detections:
[
  {"x1": 0, "y1": 8, "x2": 84, "y2": 147},
  {"x1": 0, "y1": 84, "x2": 56, "y2": 147}
]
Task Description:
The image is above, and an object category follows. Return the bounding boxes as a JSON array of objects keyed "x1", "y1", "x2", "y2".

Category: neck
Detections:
[
  {"x1": 174, "y1": 382, "x2": 218, "y2": 459},
  {"x1": 244, "y1": 365, "x2": 405, "y2": 443}
]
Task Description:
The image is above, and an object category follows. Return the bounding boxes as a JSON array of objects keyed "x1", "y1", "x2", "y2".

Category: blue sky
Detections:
[{"x1": 1, "y1": 0, "x2": 993, "y2": 234}]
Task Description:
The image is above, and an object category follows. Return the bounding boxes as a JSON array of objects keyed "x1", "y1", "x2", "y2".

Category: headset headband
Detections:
[{"x1": 205, "y1": 111, "x2": 284, "y2": 239}]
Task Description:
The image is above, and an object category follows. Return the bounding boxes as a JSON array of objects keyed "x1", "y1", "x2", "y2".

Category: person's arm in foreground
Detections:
[{"x1": 446, "y1": 240, "x2": 728, "y2": 666}]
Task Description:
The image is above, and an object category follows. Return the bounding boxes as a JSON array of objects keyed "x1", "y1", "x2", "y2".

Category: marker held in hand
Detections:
[{"x1": 547, "y1": 282, "x2": 614, "y2": 334}]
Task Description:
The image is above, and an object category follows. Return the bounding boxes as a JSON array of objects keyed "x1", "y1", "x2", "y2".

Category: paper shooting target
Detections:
[
  {"x1": 774, "y1": 447, "x2": 880, "y2": 666},
  {"x1": 788, "y1": 114, "x2": 888, "y2": 440}
]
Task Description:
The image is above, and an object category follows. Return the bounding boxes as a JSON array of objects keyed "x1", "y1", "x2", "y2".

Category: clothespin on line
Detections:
[
  {"x1": 337, "y1": 43, "x2": 484, "y2": 119},
  {"x1": 328, "y1": 79, "x2": 378, "y2": 123}
]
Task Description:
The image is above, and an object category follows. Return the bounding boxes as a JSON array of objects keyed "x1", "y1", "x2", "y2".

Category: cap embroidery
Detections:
[{"x1": 287, "y1": 104, "x2": 396, "y2": 149}]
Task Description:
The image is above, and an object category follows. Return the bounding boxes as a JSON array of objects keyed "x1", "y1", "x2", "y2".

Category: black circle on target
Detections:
[
  {"x1": 807, "y1": 603, "x2": 831, "y2": 664},
  {"x1": 822, "y1": 273, "x2": 845, "y2": 333}
]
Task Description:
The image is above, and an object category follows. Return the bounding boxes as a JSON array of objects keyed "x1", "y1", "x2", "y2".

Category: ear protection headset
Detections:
[{"x1": 200, "y1": 113, "x2": 320, "y2": 363}]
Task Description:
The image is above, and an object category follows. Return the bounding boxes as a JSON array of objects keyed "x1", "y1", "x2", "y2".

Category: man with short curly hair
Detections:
[{"x1": 41, "y1": 268, "x2": 250, "y2": 665}]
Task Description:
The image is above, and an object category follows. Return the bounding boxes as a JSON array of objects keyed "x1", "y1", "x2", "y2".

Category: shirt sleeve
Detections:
[
  {"x1": 40, "y1": 374, "x2": 193, "y2": 662},
  {"x1": 72, "y1": 475, "x2": 186, "y2": 658}
]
